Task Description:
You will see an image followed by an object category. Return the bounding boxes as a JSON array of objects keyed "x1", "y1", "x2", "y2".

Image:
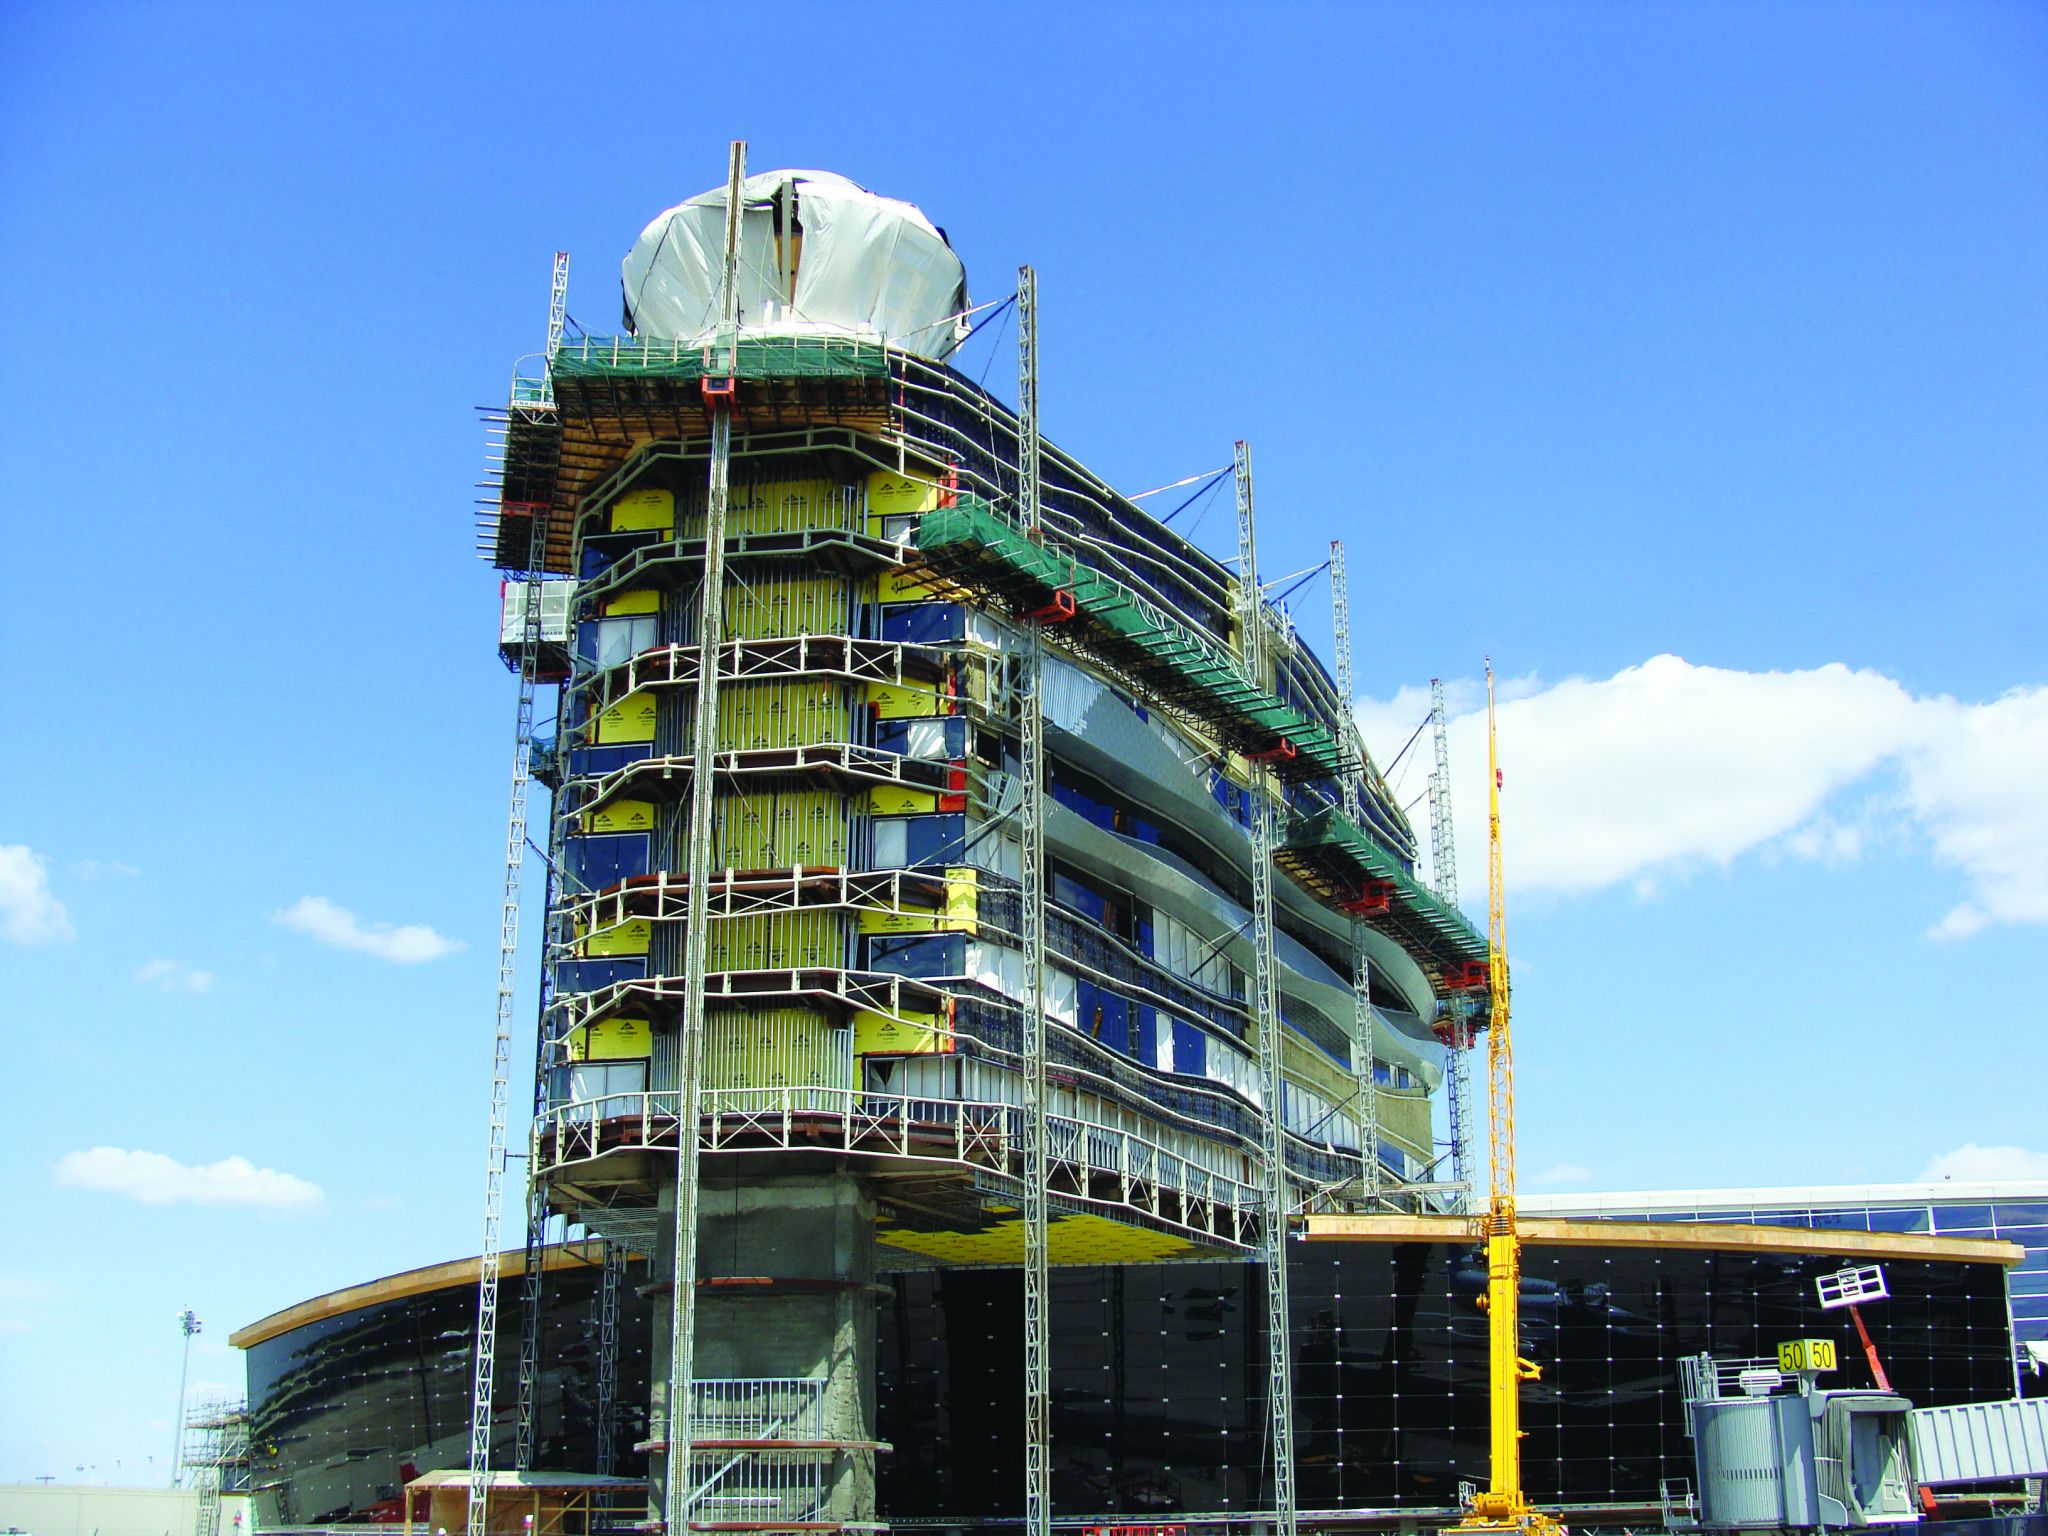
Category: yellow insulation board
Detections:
[
  {"x1": 865, "y1": 469, "x2": 941, "y2": 527},
  {"x1": 722, "y1": 574, "x2": 848, "y2": 640},
  {"x1": 581, "y1": 918, "x2": 651, "y2": 958},
  {"x1": 583, "y1": 798, "x2": 656, "y2": 834},
  {"x1": 593, "y1": 693, "x2": 656, "y2": 744},
  {"x1": 601, "y1": 588, "x2": 661, "y2": 617},
  {"x1": 866, "y1": 679, "x2": 943, "y2": 719},
  {"x1": 709, "y1": 789, "x2": 847, "y2": 869},
  {"x1": 565, "y1": 1016, "x2": 653, "y2": 1061},
  {"x1": 852, "y1": 1008, "x2": 952, "y2": 1056},
  {"x1": 725, "y1": 478, "x2": 847, "y2": 537},
  {"x1": 876, "y1": 567, "x2": 930, "y2": 604},
  {"x1": 609, "y1": 489, "x2": 675, "y2": 533},
  {"x1": 712, "y1": 680, "x2": 846, "y2": 752},
  {"x1": 703, "y1": 1008, "x2": 842, "y2": 1092},
  {"x1": 707, "y1": 910, "x2": 844, "y2": 972},
  {"x1": 868, "y1": 784, "x2": 941, "y2": 816},
  {"x1": 945, "y1": 867, "x2": 979, "y2": 931}
]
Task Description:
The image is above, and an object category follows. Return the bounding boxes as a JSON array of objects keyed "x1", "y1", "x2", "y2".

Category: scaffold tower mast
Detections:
[
  {"x1": 1236, "y1": 442, "x2": 1296, "y2": 1536},
  {"x1": 469, "y1": 247, "x2": 569, "y2": 1536},
  {"x1": 518, "y1": 632, "x2": 573, "y2": 1467},
  {"x1": 1328, "y1": 540, "x2": 1380, "y2": 1208},
  {"x1": 1016, "y1": 262, "x2": 1053, "y2": 1536},
  {"x1": 662, "y1": 136, "x2": 748, "y2": 1536},
  {"x1": 595, "y1": 1239, "x2": 625, "y2": 1475},
  {"x1": 1428, "y1": 678, "x2": 1477, "y2": 1212}
]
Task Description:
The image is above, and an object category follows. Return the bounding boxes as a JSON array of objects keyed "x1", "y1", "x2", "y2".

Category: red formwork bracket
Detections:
[
  {"x1": 701, "y1": 375, "x2": 737, "y2": 404},
  {"x1": 939, "y1": 761, "x2": 969, "y2": 813},
  {"x1": 1023, "y1": 589, "x2": 1077, "y2": 623},
  {"x1": 1339, "y1": 880, "x2": 1396, "y2": 916},
  {"x1": 1443, "y1": 960, "x2": 1491, "y2": 994},
  {"x1": 1246, "y1": 738, "x2": 1299, "y2": 766}
]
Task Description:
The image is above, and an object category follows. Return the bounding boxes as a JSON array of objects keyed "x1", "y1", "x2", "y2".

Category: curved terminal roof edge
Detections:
[
  {"x1": 1304, "y1": 1213, "x2": 2022, "y2": 1267},
  {"x1": 229, "y1": 1222, "x2": 2019, "y2": 1353},
  {"x1": 229, "y1": 1240, "x2": 615, "y2": 1351},
  {"x1": 1521, "y1": 1178, "x2": 2048, "y2": 1214}
]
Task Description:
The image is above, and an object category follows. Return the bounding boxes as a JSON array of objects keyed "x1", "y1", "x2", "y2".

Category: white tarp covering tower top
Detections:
[{"x1": 621, "y1": 169, "x2": 971, "y2": 361}]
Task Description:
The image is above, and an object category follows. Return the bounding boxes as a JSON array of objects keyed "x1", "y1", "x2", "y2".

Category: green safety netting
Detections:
[
  {"x1": 548, "y1": 333, "x2": 890, "y2": 382},
  {"x1": 914, "y1": 498, "x2": 1350, "y2": 781},
  {"x1": 1277, "y1": 806, "x2": 1491, "y2": 987}
]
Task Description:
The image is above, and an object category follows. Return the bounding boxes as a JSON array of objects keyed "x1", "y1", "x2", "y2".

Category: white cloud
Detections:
[
  {"x1": 1356, "y1": 657, "x2": 2048, "y2": 937},
  {"x1": 54, "y1": 1147, "x2": 325, "y2": 1211},
  {"x1": 1531, "y1": 1162, "x2": 1594, "y2": 1186},
  {"x1": 0, "y1": 844, "x2": 74, "y2": 944},
  {"x1": 1900, "y1": 687, "x2": 2048, "y2": 939},
  {"x1": 1916, "y1": 1144, "x2": 2048, "y2": 1183},
  {"x1": 73, "y1": 858, "x2": 140, "y2": 880},
  {"x1": 136, "y1": 958, "x2": 215, "y2": 995},
  {"x1": 272, "y1": 895, "x2": 463, "y2": 963}
]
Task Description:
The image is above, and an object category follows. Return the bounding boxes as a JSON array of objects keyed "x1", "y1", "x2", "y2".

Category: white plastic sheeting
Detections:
[{"x1": 621, "y1": 169, "x2": 970, "y2": 360}]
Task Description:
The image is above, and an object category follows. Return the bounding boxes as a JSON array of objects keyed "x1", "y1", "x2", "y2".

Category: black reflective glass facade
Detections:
[
  {"x1": 876, "y1": 1244, "x2": 2012, "y2": 1522},
  {"x1": 244, "y1": 1261, "x2": 652, "y2": 1524},
  {"x1": 242, "y1": 1242, "x2": 2010, "y2": 1528},
  {"x1": 1546, "y1": 1192, "x2": 2048, "y2": 1394}
]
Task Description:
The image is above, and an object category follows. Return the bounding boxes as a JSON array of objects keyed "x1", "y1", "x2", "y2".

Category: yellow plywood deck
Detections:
[{"x1": 879, "y1": 1208, "x2": 1203, "y2": 1266}]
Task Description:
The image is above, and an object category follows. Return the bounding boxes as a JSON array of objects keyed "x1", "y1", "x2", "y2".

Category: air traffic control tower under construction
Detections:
[{"x1": 474, "y1": 150, "x2": 1492, "y2": 1535}]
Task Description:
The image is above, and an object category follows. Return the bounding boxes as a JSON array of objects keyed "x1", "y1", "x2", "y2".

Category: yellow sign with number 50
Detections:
[{"x1": 1778, "y1": 1338, "x2": 1838, "y2": 1373}]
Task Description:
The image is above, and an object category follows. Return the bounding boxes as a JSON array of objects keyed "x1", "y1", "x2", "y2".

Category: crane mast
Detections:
[
  {"x1": 1449, "y1": 662, "x2": 1564, "y2": 1536},
  {"x1": 1429, "y1": 678, "x2": 1477, "y2": 1213}
]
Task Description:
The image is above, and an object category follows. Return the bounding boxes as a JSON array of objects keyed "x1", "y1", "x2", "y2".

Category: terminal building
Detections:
[{"x1": 230, "y1": 1211, "x2": 2028, "y2": 1529}]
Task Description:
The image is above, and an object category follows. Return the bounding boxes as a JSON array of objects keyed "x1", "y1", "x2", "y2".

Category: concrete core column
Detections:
[{"x1": 648, "y1": 1168, "x2": 878, "y2": 1531}]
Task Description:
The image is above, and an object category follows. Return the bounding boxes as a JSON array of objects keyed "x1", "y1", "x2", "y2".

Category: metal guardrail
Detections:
[
  {"x1": 691, "y1": 1377, "x2": 828, "y2": 1442},
  {"x1": 539, "y1": 1084, "x2": 1262, "y2": 1249}
]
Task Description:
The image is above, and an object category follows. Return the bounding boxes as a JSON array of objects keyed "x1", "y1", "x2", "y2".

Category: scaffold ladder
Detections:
[
  {"x1": 665, "y1": 138, "x2": 747, "y2": 1536},
  {"x1": 1236, "y1": 441, "x2": 1296, "y2": 1536},
  {"x1": 1428, "y1": 678, "x2": 1477, "y2": 1212},
  {"x1": 517, "y1": 667, "x2": 572, "y2": 1467},
  {"x1": 1329, "y1": 540, "x2": 1380, "y2": 1208},
  {"x1": 469, "y1": 505, "x2": 549, "y2": 1535},
  {"x1": 596, "y1": 1238, "x2": 625, "y2": 1476},
  {"x1": 1016, "y1": 263, "x2": 1053, "y2": 1536},
  {"x1": 469, "y1": 249, "x2": 568, "y2": 1536}
]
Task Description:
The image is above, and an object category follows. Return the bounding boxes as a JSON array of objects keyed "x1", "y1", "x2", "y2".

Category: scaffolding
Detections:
[
  {"x1": 1235, "y1": 442, "x2": 1297, "y2": 1536},
  {"x1": 663, "y1": 138, "x2": 750, "y2": 1536},
  {"x1": 1329, "y1": 540, "x2": 1380, "y2": 1209},
  {"x1": 471, "y1": 318, "x2": 563, "y2": 1535},
  {"x1": 595, "y1": 1239, "x2": 625, "y2": 1477},
  {"x1": 1428, "y1": 677, "x2": 1478, "y2": 1212},
  {"x1": 1015, "y1": 263, "x2": 1053, "y2": 1536},
  {"x1": 182, "y1": 1398, "x2": 249, "y2": 1536}
]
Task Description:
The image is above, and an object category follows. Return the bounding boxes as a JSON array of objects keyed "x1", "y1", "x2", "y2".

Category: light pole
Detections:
[{"x1": 172, "y1": 1310, "x2": 201, "y2": 1488}]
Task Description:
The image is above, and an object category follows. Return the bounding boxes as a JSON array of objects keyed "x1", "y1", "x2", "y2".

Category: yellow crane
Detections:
[{"x1": 1448, "y1": 662, "x2": 1566, "y2": 1536}]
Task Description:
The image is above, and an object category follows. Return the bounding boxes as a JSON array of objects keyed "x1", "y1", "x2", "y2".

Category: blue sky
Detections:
[{"x1": 2, "y1": 0, "x2": 2044, "y2": 1485}]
